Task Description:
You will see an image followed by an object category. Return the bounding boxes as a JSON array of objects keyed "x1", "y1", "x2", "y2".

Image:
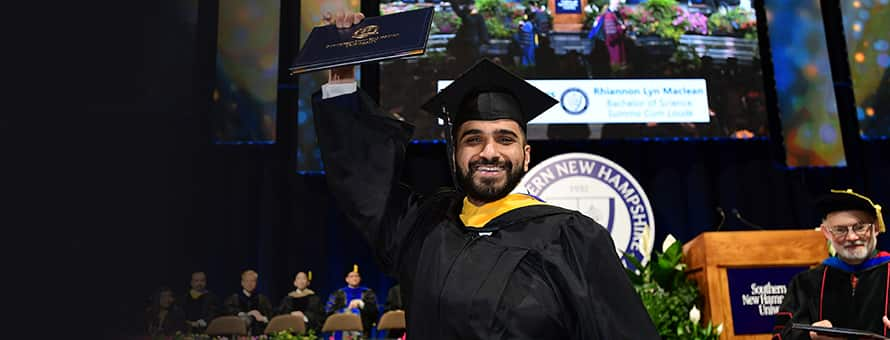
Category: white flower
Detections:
[
  {"x1": 689, "y1": 305, "x2": 701, "y2": 324},
  {"x1": 662, "y1": 234, "x2": 678, "y2": 253},
  {"x1": 640, "y1": 225, "x2": 651, "y2": 254},
  {"x1": 716, "y1": 323, "x2": 724, "y2": 335}
]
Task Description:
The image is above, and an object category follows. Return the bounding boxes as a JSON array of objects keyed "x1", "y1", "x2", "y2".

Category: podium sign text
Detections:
[{"x1": 726, "y1": 267, "x2": 808, "y2": 334}]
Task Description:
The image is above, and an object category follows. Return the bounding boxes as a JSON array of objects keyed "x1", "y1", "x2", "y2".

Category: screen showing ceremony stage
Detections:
[{"x1": 379, "y1": 0, "x2": 770, "y2": 141}]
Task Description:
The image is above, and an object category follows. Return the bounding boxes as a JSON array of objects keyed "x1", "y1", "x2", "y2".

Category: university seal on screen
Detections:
[{"x1": 515, "y1": 153, "x2": 655, "y2": 266}]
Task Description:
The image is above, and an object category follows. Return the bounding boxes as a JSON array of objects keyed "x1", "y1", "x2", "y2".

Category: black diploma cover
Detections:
[
  {"x1": 792, "y1": 323, "x2": 890, "y2": 339},
  {"x1": 289, "y1": 7, "x2": 434, "y2": 75}
]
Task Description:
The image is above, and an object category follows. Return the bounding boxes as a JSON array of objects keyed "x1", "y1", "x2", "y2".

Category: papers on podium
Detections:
[{"x1": 289, "y1": 7, "x2": 434, "y2": 75}]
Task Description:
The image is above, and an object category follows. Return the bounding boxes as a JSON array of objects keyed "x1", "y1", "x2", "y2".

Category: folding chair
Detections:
[
  {"x1": 376, "y1": 310, "x2": 405, "y2": 331},
  {"x1": 322, "y1": 313, "x2": 364, "y2": 338},
  {"x1": 265, "y1": 314, "x2": 306, "y2": 334},
  {"x1": 377, "y1": 310, "x2": 406, "y2": 339},
  {"x1": 204, "y1": 315, "x2": 248, "y2": 336}
]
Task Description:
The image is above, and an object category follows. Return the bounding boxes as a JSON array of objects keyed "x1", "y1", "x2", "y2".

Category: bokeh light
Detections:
[{"x1": 842, "y1": 0, "x2": 889, "y2": 137}]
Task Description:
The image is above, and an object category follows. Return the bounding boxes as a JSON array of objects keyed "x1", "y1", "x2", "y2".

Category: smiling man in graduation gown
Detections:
[
  {"x1": 772, "y1": 190, "x2": 890, "y2": 340},
  {"x1": 311, "y1": 12, "x2": 657, "y2": 339}
]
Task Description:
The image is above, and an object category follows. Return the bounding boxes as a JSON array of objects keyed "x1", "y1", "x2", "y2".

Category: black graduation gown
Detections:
[
  {"x1": 772, "y1": 259, "x2": 890, "y2": 339},
  {"x1": 181, "y1": 290, "x2": 220, "y2": 323},
  {"x1": 277, "y1": 291, "x2": 324, "y2": 333},
  {"x1": 385, "y1": 284, "x2": 406, "y2": 338},
  {"x1": 385, "y1": 284, "x2": 403, "y2": 312},
  {"x1": 312, "y1": 90, "x2": 658, "y2": 339},
  {"x1": 145, "y1": 306, "x2": 187, "y2": 336},
  {"x1": 224, "y1": 291, "x2": 274, "y2": 334}
]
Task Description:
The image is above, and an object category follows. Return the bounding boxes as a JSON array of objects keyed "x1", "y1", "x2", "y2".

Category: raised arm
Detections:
[
  {"x1": 311, "y1": 11, "x2": 448, "y2": 287},
  {"x1": 313, "y1": 77, "x2": 416, "y2": 264}
]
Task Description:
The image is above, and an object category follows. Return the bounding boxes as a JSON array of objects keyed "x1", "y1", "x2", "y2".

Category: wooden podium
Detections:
[
  {"x1": 682, "y1": 230, "x2": 828, "y2": 339},
  {"x1": 547, "y1": 0, "x2": 587, "y2": 32}
]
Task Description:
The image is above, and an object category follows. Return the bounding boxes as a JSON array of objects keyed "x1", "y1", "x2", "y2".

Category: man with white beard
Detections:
[{"x1": 772, "y1": 189, "x2": 889, "y2": 340}]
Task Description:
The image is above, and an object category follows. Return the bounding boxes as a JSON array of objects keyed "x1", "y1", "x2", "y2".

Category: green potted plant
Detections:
[
  {"x1": 707, "y1": 7, "x2": 757, "y2": 40},
  {"x1": 625, "y1": 234, "x2": 723, "y2": 339},
  {"x1": 640, "y1": 0, "x2": 685, "y2": 42},
  {"x1": 475, "y1": 0, "x2": 514, "y2": 39},
  {"x1": 582, "y1": 0, "x2": 609, "y2": 30},
  {"x1": 432, "y1": 9, "x2": 462, "y2": 34},
  {"x1": 267, "y1": 329, "x2": 318, "y2": 340}
]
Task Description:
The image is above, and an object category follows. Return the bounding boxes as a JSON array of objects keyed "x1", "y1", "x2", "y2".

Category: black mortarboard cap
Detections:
[
  {"x1": 815, "y1": 189, "x2": 885, "y2": 232},
  {"x1": 420, "y1": 58, "x2": 557, "y2": 131}
]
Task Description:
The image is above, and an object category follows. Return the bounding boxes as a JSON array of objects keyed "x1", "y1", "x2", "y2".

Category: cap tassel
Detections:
[
  {"x1": 353, "y1": 264, "x2": 359, "y2": 274},
  {"x1": 308, "y1": 270, "x2": 312, "y2": 281},
  {"x1": 441, "y1": 106, "x2": 463, "y2": 193}
]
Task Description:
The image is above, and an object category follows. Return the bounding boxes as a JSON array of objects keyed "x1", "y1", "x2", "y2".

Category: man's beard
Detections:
[
  {"x1": 832, "y1": 236, "x2": 876, "y2": 264},
  {"x1": 458, "y1": 157, "x2": 526, "y2": 203}
]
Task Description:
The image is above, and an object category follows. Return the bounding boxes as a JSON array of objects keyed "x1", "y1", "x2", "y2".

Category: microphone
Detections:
[
  {"x1": 714, "y1": 207, "x2": 726, "y2": 231},
  {"x1": 731, "y1": 208, "x2": 764, "y2": 230}
]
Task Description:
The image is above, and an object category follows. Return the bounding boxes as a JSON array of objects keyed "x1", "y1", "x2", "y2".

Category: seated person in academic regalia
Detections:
[
  {"x1": 224, "y1": 269, "x2": 274, "y2": 335},
  {"x1": 181, "y1": 271, "x2": 220, "y2": 333},
  {"x1": 145, "y1": 286, "x2": 187, "y2": 336},
  {"x1": 325, "y1": 265, "x2": 378, "y2": 339},
  {"x1": 277, "y1": 271, "x2": 324, "y2": 334},
  {"x1": 773, "y1": 189, "x2": 890, "y2": 340},
  {"x1": 383, "y1": 284, "x2": 404, "y2": 338},
  {"x1": 384, "y1": 284, "x2": 402, "y2": 312}
]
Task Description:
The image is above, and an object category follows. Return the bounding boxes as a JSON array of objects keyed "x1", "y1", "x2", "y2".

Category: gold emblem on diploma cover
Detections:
[{"x1": 352, "y1": 25, "x2": 379, "y2": 39}]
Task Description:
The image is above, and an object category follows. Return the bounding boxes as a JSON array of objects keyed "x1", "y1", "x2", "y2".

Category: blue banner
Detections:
[
  {"x1": 726, "y1": 267, "x2": 809, "y2": 334},
  {"x1": 555, "y1": 0, "x2": 581, "y2": 14}
]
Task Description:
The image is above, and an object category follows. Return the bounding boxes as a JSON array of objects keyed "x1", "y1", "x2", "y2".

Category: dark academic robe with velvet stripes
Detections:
[
  {"x1": 277, "y1": 292, "x2": 324, "y2": 333},
  {"x1": 772, "y1": 252, "x2": 890, "y2": 340},
  {"x1": 224, "y1": 291, "x2": 274, "y2": 335},
  {"x1": 325, "y1": 286, "x2": 379, "y2": 334},
  {"x1": 312, "y1": 89, "x2": 658, "y2": 339}
]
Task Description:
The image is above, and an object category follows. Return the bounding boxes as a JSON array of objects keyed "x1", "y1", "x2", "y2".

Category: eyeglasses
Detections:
[{"x1": 826, "y1": 223, "x2": 874, "y2": 237}]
